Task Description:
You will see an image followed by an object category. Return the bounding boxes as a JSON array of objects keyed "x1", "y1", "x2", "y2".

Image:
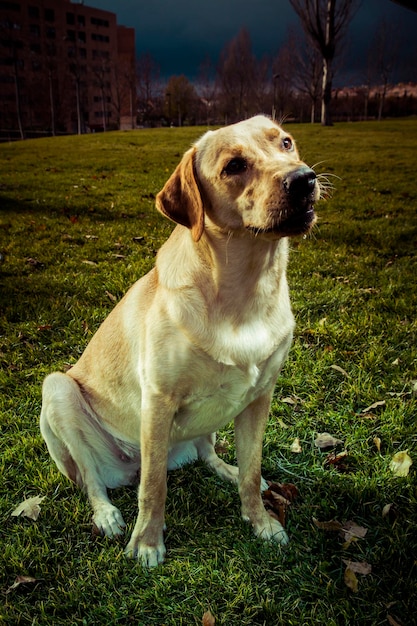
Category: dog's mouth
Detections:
[
  {"x1": 247, "y1": 202, "x2": 316, "y2": 238},
  {"x1": 246, "y1": 166, "x2": 318, "y2": 238}
]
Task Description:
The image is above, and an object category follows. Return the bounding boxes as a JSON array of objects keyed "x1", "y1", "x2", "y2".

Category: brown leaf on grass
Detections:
[
  {"x1": 387, "y1": 614, "x2": 402, "y2": 626},
  {"x1": 382, "y1": 503, "x2": 394, "y2": 518},
  {"x1": 390, "y1": 450, "x2": 412, "y2": 477},
  {"x1": 324, "y1": 450, "x2": 349, "y2": 472},
  {"x1": 263, "y1": 483, "x2": 299, "y2": 527},
  {"x1": 202, "y1": 610, "x2": 215, "y2": 626},
  {"x1": 342, "y1": 559, "x2": 372, "y2": 575},
  {"x1": 281, "y1": 396, "x2": 297, "y2": 405},
  {"x1": 373, "y1": 436, "x2": 382, "y2": 453},
  {"x1": 6, "y1": 575, "x2": 40, "y2": 595},
  {"x1": 105, "y1": 290, "x2": 117, "y2": 303},
  {"x1": 290, "y1": 437, "x2": 302, "y2": 453},
  {"x1": 215, "y1": 437, "x2": 230, "y2": 455},
  {"x1": 340, "y1": 520, "x2": 368, "y2": 542},
  {"x1": 330, "y1": 364, "x2": 349, "y2": 377},
  {"x1": 343, "y1": 560, "x2": 372, "y2": 593},
  {"x1": 344, "y1": 566, "x2": 358, "y2": 592},
  {"x1": 82, "y1": 259, "x2": 98, "y2": 266},
  {"x1": 37, "y1": 324, "x2": 52, "y2": 332},
  {"x1": 11, "y1": 495, "x2": 46, "y2": 521},
  {"x1": 314, "y1": 432, "x2": 343, "y2": 450},
  {"x1": 361, "y1": 400, "x2": 386, "y2": 413},
  {"x1": 313, "y1": 518, "x2": 343, "y2": 532}
]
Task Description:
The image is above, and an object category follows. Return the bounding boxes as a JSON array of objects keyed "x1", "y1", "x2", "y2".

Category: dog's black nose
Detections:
[{"x1": 283, "y1": 167, "x2": 316, "y2": 199}]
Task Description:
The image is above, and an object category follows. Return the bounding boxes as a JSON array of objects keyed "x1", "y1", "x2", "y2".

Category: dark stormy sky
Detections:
[{"x1": 89, "y1": 0, "x2": 417, "y2": 85}]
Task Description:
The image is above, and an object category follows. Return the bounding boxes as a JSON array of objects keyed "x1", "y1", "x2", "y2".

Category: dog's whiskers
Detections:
[{"x1": 316, "y1": 171, "x2": 339, "y2": 200}]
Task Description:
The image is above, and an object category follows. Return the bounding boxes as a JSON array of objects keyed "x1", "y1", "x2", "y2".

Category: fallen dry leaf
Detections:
[
  {"x1": 263, "y1": 482, "x2": 299, "y2": 527},
  {"x1": 82, "y1": 259, "x2": 98, "y2": 266},
  {"x1": 340, "y1": 520, "x2": 368, "y2": 542},
  {"x1": 215, "y1": 437, "x2": 230, "y2": 455},
  {"x1": 361, "y1": 400, "x2": 386, "y2": 413},
  {"x1": 342, "y1": 559, "x2": 372, "y2": 575},
  {"x1": 105, "y1": 290, "x2": 117, "y2": 303},
  {"x1": 6, "y1": 575, "x2": 40, "y2": 594},
  {"x1": 281, "y1": 396, "x2": 297, "y2": 405},
  {"x1": 290, "y1": 437, "x2": 302, "y2": 453},
  {"x1": 11, "y1": 495, "x2": 46, "y2": 521},
  {"x1": 387, "y1": 614, "x2": 402, "y2": 626},
  {"x1": 344, "y1": 566, "x2": 358, "y2": 592},
  {"x1": 343, "y1": 560, "x2": 372, "y2": 593},
  {"x1": 314, "y1": 432, "x2": 344, "y2": 450},
  {"x1": 330, "y1": 364, "x2": 349, "y2": 377},
  {"x1": 390, "y1": 450, "x2": 412, "y2": 477},
  {"x1": 324, "y1": 450, "x2": 349, "y2": 472},
  {"x1": 202, "y1": 610, "x2": 215, "y2": 626},
  {"x1": 373, "y1": 436, "x2": 382, "y2": 453},
  {"x1": 313, "y1": 518, "x2": 343, "y2": 532},
  {"x1": 382, "y1": 503, "x2": 394, "y2": 518}
]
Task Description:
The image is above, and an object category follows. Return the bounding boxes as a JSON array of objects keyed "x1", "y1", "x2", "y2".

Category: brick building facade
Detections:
[{"x1": 0, "y1": 0, "x2": 136, "y2": 137}]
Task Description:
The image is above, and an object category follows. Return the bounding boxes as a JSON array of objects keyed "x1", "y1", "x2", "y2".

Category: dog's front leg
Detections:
[
  {"x1": 235, "y1": 393, "x2": 289, "y2": 546},
  {"x1": 125, "y1": 398, "x2": 173, "y2": 567}
]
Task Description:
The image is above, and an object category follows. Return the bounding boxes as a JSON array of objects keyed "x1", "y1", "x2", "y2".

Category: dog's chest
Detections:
[{"x1": 170, "y1": 336, "x2": 290, "y2": 442}]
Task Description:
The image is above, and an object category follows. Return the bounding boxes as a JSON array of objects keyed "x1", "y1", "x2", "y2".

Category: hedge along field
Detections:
[{"x1": 0, "y1": 119, "x2": 416, "y2": 625}]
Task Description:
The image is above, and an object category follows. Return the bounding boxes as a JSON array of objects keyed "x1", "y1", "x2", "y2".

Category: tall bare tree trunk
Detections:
[
  {"x1": 321, "y1": 57, "x2": 333, "y2": 125},
  {"x1": 290, "y1": 0, "x2": 358, "y2": 127}
]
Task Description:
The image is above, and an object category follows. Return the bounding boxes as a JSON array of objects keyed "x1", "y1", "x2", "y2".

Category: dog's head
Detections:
[{"x1": 156, "y1": 115, "x2": 319, "y2": 242}]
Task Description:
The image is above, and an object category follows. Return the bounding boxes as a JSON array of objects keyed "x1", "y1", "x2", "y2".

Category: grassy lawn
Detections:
[{"x1": 1, "y1": 119, "x2": 416, "y2": 625}]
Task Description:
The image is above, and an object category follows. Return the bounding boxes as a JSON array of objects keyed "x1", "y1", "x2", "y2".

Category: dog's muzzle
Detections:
[
  {"x1": 283, "y1": 166, "x2": 317, "y2": 206},
  {"x1": 278, "y1": 166, "x2": 317, "y2": 235}
]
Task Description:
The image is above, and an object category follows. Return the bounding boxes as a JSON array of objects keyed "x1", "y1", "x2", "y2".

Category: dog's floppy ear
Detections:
[{"x1": 155, "y1": 147, "x2": 204, "y2": 242}]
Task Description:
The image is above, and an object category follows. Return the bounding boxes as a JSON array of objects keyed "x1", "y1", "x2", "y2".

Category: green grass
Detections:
[{"x1": 1, "y1": 120, "x2": 416, "y2": 625}]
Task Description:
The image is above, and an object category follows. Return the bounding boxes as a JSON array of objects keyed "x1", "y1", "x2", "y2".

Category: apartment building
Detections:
[{"x1": 0, "y1": 0, "x2": 136, "y2": 136}]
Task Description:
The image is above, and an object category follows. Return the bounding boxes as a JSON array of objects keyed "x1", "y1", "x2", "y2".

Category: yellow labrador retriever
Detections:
[{"x1": 40, "y1": 115, "x2": 319, "y2": 567}]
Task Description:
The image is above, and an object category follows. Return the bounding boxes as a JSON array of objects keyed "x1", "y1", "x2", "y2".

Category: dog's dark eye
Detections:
[
  {"x1": 282, "y1": 137, "x2": 293, "y2": 151},
  {"x1": 223, "y1": 157, "x2": 247, "y2": 176}
]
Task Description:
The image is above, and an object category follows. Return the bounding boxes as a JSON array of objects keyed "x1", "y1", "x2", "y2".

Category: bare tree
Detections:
[
  {"x1": 137, "y1": 53, "x2": 161, "y2": 125},
  {"x1": 288, "y1": 28, "x2": 322, "y2": 123},
  {"x1": 369, "y1": 18, "x2": 399, "y2": 120},
  {"x1": 217, "y1": 28, "x2": 258, "y2": 122},
  {"x1": 197, "y1": 55, "x2": 217, "y2": 125},
  {"x1": 271, "y1": 31, "x2": 299, "y2": 121},
  {"x1": 289, "y1": 0, "x2": 359, "y2": 125},
  {"x1": 164, "y1": 75, "x2": 197, "y2": 126}
]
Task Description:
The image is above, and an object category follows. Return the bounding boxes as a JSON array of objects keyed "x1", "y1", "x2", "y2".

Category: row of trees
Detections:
[
  {"x1": 2, "y1": 0, "x2": 415, "y2": 136},
  {"x1": 137, "y1": 4, "x2": 416, "y2": 127}
]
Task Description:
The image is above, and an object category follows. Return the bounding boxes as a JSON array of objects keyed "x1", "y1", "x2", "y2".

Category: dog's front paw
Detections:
[
  {"x1": 124, "y1": 537, "x2": 166, "y2": 567},
  {"x1": 93, "y1": 504, "x2": 126, "y2": 538},
  {"x1": 252, "y1": 514, "x2": 289, "y2": 546}
]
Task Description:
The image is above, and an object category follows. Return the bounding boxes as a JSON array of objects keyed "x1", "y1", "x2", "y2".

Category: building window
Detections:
[
  {"x1": 46, "y1": 26, "x2": 55, "y2": 38},
  {"x1": 91, "y1": 16, "x2": 109, "y2": 27},
  {"x1": 46, "y1": 43, "x2": 56, "y2": 55},
  {"x1": 77, "y1": 31, "x2": 86, "y2": 43},
  {"x1": 29, "y1": 23, "x2": 40, "y2": 37},
  {"x1": 1, "y1": 2, "x2": 20, "y2": 11},
  {"x1": 30, "y1": 42, "x2": 41, "y2": 53},
  {"x1": 44, "y1": 8, "x2": 54, "y2": 22},
  {"x1": 92, "y1": 33, "x2": 109, "y2": 42},
  {"x1": 79, "y1": 47, "x2": 86, "y2": 58},
  {"x1": 77, "y1": 14, "x2": 85, "y2": 27},
  {"x1": 66, "y1": 12, "x2": 75, "y2": 25},
  {"x1": 32, "y1": 59, "x2": 41, "y2": 70},
  {"x1": 28, "y1": 6, "x2": 39, "y2": 18},
  {"x1": 66, "y1": 29, "x2": 75, "y2": 42}
]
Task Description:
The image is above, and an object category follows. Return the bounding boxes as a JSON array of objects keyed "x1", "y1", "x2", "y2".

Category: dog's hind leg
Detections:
[{"x1": 40, "y1": 372, "x2": 131, "y2": 537}]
